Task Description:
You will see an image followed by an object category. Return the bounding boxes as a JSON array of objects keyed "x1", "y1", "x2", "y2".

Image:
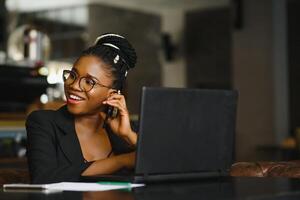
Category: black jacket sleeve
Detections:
[
  {"x1": 26, "y1": 111, "x2": 92, "y2": 184},
  {"x1": 107, "y1": 120, "x2": 139, "y2": 155}
]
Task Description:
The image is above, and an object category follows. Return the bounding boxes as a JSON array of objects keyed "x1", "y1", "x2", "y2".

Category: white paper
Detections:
[{"x1": 3, "y1": 182, "x2": 145, "y2": 192}]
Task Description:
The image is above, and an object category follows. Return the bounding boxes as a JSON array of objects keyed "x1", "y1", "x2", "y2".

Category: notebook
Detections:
[
  {"x1": 3, "y1": 182, "x2": 144, "y2": 192},
  {"x1": 81, "y1": 87, "x2": 238, "y2": 183}
]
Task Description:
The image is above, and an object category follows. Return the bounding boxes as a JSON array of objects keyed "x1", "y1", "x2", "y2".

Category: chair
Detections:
[
  {"x1": 230, "y1": 160, "x2": 300, "y2": 178},
  {"x1": 0, "y1": 168, "x2": 29, "y2": 185},
  {"x1": 0, "y1": 158, "x2": 29, "y2": 185}
]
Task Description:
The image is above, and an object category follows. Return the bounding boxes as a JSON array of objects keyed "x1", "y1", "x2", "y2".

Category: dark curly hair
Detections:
[{"x1": 78, "y1": 33, "x2": 137, "y2": 90}]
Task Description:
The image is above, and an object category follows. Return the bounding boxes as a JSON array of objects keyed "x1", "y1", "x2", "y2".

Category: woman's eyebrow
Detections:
[
  {"x1": 71, "y1": 68, "x2": 99, "y2": 81},
  {"x1": 86, "y1": 73, "x2": 100, "y2": 82}
]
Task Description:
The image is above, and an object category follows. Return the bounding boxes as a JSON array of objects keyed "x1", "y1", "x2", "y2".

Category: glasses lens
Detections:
[
  {"x1": 63, "y1": 70, "x2": 76, "y2": 85},
  {"x1": 79, "y1": 77, "x2": 95, "y2": 92}
]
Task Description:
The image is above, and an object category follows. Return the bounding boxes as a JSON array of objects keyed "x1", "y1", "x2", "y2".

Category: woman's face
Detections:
[{"x1": 64, "y1": 55, "x2": 115, "y2": 116}]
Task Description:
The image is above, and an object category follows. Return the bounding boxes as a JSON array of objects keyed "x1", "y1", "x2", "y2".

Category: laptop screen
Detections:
[{"x1": 135, "y1": 87, "x2": 238, "y2": 175}]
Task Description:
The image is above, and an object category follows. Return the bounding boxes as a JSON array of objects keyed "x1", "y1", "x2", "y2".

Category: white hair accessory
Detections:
[
  {"x1": 94, "y1": 34, "x2": 124, "y2": 45},
  {"x1": 102, "y1": 43, "x2": 120, "y2": 50},
  {"x1": 114, "y1": 55, "x2": 120, "y2": 64}
]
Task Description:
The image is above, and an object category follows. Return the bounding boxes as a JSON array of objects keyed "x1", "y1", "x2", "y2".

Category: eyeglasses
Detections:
[{"x1": 62, "y1": 70, "x2": 112, "y2": 92}]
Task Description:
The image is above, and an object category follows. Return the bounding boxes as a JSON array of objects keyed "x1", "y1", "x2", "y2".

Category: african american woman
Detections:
[{"x1": 26, "y1": 33, "x2": 138, "y2": 184}]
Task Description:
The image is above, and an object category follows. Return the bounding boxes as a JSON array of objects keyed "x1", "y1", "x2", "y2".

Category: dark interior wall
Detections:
[
  {"x1": 287, "y1": 0, "x2": 300, "y2": 135},
  {"x1": 88, "y1": 4, "x2": 161, "y2": 114},
  {"x1": 233, "y1": 0, "x2": 275, "y2": 160},
  {"x1": 185, "y1": 7, "x2": 232, "y2": 89},
  {"x1": 0, "y1": 0, "x2": 7, "y2": 51}
]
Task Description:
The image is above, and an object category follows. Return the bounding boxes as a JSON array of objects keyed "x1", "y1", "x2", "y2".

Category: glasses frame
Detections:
[{"x1": 62, "y1": 69, "x2": 112, "y2": 92}]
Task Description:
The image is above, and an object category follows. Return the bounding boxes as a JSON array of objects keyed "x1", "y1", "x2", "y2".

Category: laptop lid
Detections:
[{"x1": 135, "y1": 87, "x2": 238, "y2": 176}]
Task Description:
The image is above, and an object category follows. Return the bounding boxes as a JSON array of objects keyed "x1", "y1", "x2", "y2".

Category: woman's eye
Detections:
[
  {"x1": 85, "y1": 78, "x2": 95, "y2": 86},
  {"x1": 70, "y1": 74, "x2": 76, "y2": 80}
]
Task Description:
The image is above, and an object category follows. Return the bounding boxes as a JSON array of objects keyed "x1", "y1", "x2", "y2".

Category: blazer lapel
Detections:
[{"x1": 54, "y1": 105, "x2": 83, "y2": 164}]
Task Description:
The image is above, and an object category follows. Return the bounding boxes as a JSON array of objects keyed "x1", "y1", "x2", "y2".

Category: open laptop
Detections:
[{"x1": 81, "y1": 87, "x2": 238, "y2": 183}]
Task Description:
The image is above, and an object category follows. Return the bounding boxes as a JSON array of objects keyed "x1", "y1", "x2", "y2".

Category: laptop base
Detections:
[{"x1": 81, "y1": 171, "x2": 228, "y2": 183}]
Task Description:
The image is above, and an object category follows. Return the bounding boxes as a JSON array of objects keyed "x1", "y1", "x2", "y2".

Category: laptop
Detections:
[{"x1": 81, "y1": 87, "x2": 238, "y2": 183}]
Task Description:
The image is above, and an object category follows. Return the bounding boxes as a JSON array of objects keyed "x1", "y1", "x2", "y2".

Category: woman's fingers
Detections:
[
  {"x1": 107, "y1": 94, "x2": 125, "y2": 103},
  {"x1": 103, "y1": 100, "x2": 121, "y2": 108},
  {"x1": 103, "y1": 100, "x2": 128, "y2": 114},
  {"x1": 108, "y1": 94, "x2": 123, "y2": 99},
  {"x1": 104, "y1": 94, "x2": 127, "y2": 108}
]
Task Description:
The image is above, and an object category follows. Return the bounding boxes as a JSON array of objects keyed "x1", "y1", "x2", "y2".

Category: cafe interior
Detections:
[{"x1": 1, "y1": 0, "x2": 300, "y2": 199}]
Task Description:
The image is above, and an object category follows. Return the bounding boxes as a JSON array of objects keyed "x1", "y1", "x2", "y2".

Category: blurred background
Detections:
[{"x1": 0, "y1": 0, "x2": 299, "y2": 169}]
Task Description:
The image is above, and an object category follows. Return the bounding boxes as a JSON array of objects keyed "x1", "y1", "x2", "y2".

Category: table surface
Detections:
[{"x1": 1, "y1": 177, "x2": 300, "y2": 200}]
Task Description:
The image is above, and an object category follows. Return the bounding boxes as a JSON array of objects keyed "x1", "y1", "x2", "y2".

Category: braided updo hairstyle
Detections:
[{"x1": 79, "y1": 33, "x2": 137, "y2": 90}]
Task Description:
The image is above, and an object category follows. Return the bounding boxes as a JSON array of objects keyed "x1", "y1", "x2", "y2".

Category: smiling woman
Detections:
[{"x1": 25, "y1": 33, "x2": 138, "y2": 184}]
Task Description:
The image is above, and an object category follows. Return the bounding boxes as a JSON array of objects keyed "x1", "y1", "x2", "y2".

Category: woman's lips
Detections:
[
  {"x1": 67, "y1": 98, "x2": 82, "y2": 104},
  {"x1": 67, "y1": 93, "x2": 85, "y2": 104}
]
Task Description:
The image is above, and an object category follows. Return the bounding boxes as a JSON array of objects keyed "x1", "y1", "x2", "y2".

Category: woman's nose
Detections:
[{"x1": 68, "y1": 78, "x2": 82, "y2": 91}]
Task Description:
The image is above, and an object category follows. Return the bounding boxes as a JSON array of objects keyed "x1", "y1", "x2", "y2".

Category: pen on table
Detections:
[{"x1": 97, "y1": 181, "x2": 132, "y2": 186}]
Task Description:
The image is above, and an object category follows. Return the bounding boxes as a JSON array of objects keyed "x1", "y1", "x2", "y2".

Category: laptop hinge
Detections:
[
  {"x1": 219, "y1": 169, "x2": 230, "y2": 177},
  {"x1": 136, "y1": 173, "x2": 149, "y2": 181}
]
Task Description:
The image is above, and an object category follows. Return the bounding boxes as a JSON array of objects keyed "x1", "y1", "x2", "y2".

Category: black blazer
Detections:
[{"x1": 26, "y1": 105, "x2": 135, "y2": 184}]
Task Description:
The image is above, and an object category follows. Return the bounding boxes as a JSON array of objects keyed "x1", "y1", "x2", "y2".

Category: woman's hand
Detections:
[
  {"x1": 103, "y1": 93, "x2": 137, "y2": 146},
  {"x1": 82, "y1": 151, "x2": 136, "y2": 176}
]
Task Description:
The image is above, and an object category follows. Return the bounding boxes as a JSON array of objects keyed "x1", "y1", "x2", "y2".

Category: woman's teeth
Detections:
[{"x1": 69, "y1": 94, "x2": 83, "y2": 101}]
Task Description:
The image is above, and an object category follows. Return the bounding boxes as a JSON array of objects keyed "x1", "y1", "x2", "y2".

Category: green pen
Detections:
[
  {"x1": 97, "y1": 181, "x2": 132, "y2": 191},
  {"x1": 97, "y1": 181, "x2": 132, "y2": 187}
]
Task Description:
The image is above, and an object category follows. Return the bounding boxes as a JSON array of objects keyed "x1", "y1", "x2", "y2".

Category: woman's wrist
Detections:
[
  {"x1": 122, "y1": 130, "x2": 137, "y2": 147},
  {"x1": 116, "y1": 152, "x2": 136, "y2": 169}
]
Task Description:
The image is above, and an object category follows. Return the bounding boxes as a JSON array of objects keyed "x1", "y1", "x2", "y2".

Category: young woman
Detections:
[{"x1": 26, "y1": 33, "x2": 138, "y2": 184}]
